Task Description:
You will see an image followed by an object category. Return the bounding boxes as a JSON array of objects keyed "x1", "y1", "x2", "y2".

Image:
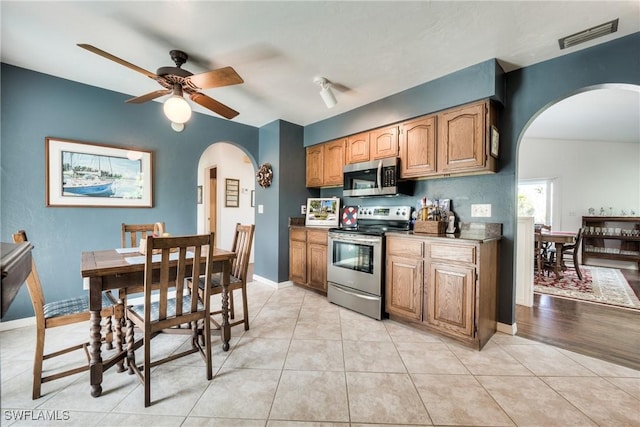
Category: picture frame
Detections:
[
  {"x1": 225, "y1": 178, "x2": 239, "y2": 207},
  {"x1": 305, "y1": 197, "x2": 340, "y2": 227},
  {"x1": 45, "y1": 137, "x2": 153, "y2": 207},
  {"x1": 490, "y1": 125, "x2": 500, "y2": 158}
]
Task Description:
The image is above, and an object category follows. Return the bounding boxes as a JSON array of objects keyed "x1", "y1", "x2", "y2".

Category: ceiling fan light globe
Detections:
[
  {"x1": 320, "y1": 86, "x2": 337, "y2": 109},
  {"x1": 164, "y1": 95, "x2": 192, "y2": 124}
]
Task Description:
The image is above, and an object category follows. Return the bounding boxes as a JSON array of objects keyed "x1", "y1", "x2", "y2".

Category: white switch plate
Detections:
[
  {"x1": 471, "y1": 204, "x2": 491, "y2": 217},
  {"x1": 301, "y1": 205, "x2": 307, "y2": 214},
  {"x1": 258, "y1": 204, "x2": 264, "y2": 214}
]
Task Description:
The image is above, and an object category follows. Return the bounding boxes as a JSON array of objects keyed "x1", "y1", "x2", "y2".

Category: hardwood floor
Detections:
[{"x1": 516, "y1": 268, "x2": 640, "y2": 371}]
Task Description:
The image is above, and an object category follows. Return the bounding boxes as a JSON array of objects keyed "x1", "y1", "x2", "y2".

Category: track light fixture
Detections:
[
  {"x1": 163, "y1": 84, "x2": 192, "y2": 124},
  {"x1": 314, "y1": 76, "x2": 337, "y2": 109}
]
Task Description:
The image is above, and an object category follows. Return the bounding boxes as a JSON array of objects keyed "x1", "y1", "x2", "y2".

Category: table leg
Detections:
[
  {"x1": 555, "y1": 243, "x2": 564, "y2": 278},
  {"x1": 89, "y1": 278, "x2": 103, "y2": 397},
  {"x1": 220, "y1": 260, "x2": 231, "y2": 351}
]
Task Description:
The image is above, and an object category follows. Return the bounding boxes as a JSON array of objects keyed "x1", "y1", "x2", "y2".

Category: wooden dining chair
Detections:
[
  {"x1": 12, "y1": 230, "x2": 124, "y2": 400},
  {"x1": 558, "y1": 228, "x2": 584, "y2": 280},
  {"x1": 534, "y1": 230, "x2": 553, "y2": 276},
  {"x1": 121, "y1": 222, "x2": 165, "y2": 248},
  {"x1": 191, "y1": 223, "x2": 254, "y2": 331},
  {"x1": 124, "y1": 233, "x2": 214, "y2": 407}
]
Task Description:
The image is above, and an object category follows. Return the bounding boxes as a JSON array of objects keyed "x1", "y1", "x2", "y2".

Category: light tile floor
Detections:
[{"x1": 2, "y1": 282, "x2": 639, "y2": 426}]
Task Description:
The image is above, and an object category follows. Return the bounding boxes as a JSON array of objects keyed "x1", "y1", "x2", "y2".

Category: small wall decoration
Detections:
[
  {"x1": 256, "y1": 163, "x2": 273, "y2": 188},
  {"x1": 490, "y1": 126, "x2": 500, "y2": 158},
  {"x1": 225, "y1": 178, "x2": 239, "y2": 207},
  {"x1": 45, "y1": 137, "x2": 153, "y2": 207}
]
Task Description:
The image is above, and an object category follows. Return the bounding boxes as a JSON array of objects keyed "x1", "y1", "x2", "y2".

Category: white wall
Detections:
[
  {"x1": 519, "y1": 137, "x2": 639, "y2": 268},
  {"x1": 519, "y1": 137, "x2": 640, "y2": 230},
  {"x1": 197, "y1": 142, "x2": 255, "y2": 261}
]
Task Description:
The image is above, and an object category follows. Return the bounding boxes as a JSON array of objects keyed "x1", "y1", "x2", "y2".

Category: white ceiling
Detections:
[{"x1": 2, "y1": 1, "x2": 639, "y2": 138}]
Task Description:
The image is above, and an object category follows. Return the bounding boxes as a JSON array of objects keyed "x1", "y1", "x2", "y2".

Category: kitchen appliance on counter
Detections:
[
  {"x1": 343, "y1": 158, "x2": 413, "y2": 197},
  {"x1": 327, "y1": 205, "x2": 412, "y2": 320}
]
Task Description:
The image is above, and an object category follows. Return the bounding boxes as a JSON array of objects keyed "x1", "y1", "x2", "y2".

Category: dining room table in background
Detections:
[
  {"x1": 539, "y1": 230, "x2": 577, "y2": 278},
  {"x1": 81, "y1": 245, "x2": 236, "y2": 398}
]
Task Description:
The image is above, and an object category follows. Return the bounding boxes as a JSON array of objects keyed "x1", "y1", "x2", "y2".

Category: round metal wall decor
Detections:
[{"x1": 256, "y1": 163, "x2": 273, "y2": 188}]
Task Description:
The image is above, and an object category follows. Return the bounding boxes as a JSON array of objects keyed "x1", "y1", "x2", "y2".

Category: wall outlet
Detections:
[
  {"x1": 471, "y1": 204, "x2": 491, "y2": 217},
  {"x1": 258, "y1": 204, "x2": 264, "y2": 214}
]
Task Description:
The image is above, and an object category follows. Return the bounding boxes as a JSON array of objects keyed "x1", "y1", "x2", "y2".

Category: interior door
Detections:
[{"x1": 208, "y1": 167, "x2": 217, "y2": 247}]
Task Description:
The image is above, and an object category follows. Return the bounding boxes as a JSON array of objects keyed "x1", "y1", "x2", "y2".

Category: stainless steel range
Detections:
[{"x1": 327, "y1": 205, "x2": 412, "y2": 320}]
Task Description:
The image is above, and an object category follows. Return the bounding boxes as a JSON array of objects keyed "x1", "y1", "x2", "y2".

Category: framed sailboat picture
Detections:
[{"x1": 45, "y1": 137, "x2": 153, "y2": 207}]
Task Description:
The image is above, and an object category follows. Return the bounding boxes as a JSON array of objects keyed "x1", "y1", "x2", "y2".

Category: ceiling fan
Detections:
[{"x1": 77, "y1": 44, "x2": 243, "y2": 121}]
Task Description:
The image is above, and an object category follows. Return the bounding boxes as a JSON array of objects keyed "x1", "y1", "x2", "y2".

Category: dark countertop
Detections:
[
  {"x1": 386, "y1": 230, "x2": 501, "y2": 243},
  {"x1": 387, "y1": 222, "x2": 503, "y2": 243}
]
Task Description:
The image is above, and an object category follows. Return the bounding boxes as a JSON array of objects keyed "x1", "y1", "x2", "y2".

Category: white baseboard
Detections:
[
  {"x1": 252, "y1": 274, "x2": 293, "y2": 290},
  {"x1": 497, "y1": 321, "x2": 517, "y2": 335},
  {"x1": 0, "y1": 316, "x2": 35, "y2": 332}
]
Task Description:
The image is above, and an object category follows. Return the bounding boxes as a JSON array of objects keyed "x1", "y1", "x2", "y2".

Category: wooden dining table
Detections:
[
  {"x1": 81, "y1": 246, "x2": 236, "y2": 398},
  {"x1": 540, "y1": 231, "x2": 576, "y2": 278}
]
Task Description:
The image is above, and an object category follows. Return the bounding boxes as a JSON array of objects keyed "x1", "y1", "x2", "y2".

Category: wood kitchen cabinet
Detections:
[
  {"x1": 308, "y1": 98, "x2": 499, "y2": 183},
  {"x1": 385, "y1": 233, "x2": 499, "y2": 350},
  {"x1": 346, "y1": 131, "x2": 370, "y2": 164},
  {"x1": 346, "y1": 125, "x2": 399, "y2": 164},
  {"x1": 305, "y1": 145, "x2": 324, "y2": 188},
  {"x1": 385, "y1": 237, "x2": 423, "y2": 321},
  {"x1": 399, "y1": 115, "x2": 437, "y2": 178},
  {"x1": 305, "y1": 138, "x2": 345, "y2": 188},
  {"x1": 370, "y1": 125, "x2": 399, "y2": 160},
  {"x1": 437, "y1": 99, "x2": 497, "y2": 175},
  {"x1": 289, "y1": 226, "x2": 328, "y2": 293}
]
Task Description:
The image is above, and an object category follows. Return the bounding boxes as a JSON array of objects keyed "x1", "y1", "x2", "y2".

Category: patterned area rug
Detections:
[{"x1": 534, "y1": 266, "x2": 640, "y2": 310}]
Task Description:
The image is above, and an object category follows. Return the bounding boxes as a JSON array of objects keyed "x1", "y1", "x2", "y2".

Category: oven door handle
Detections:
[
  {"x1": 376, "y1": 160, "x2": 382, "y2": 191},
  {"x1": 332, "y1": 284, "x2": 379, "y2": 301},
  {"x1": 329, "y1": 235, "x2": 381, "y2": 246}
]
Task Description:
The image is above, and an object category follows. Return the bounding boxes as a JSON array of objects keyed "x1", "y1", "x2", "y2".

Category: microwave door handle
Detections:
[{"x1": 376, "y1": 160, "x2": 382, "y2": 191}]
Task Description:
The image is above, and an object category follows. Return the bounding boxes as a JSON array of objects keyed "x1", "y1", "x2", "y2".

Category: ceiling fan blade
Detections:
[
  {"x1": 125, "y1": 89, "x2": 171, "y2": 104},
  {"x1": 186, "y1": 66, "x2": 244, "y2": 90},
  {"x1": 190, "y1": 93, "x2": 239, "y2": 119},
  {"x1": 77, "y1": 44, "x2": 157, "y2": 79}
]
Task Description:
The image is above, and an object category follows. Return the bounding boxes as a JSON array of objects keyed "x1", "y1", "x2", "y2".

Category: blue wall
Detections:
[
  {"x1": 3, "y1": 32, "x2": 639, "y2": 324},
  {"x1": 1, "y1": 64, "x2": 259, "y2": 320}
]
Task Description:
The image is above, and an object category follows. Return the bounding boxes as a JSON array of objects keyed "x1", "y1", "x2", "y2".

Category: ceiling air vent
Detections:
[{"x1": 558, "y1": 19, "x2": 619, "y2": 50}]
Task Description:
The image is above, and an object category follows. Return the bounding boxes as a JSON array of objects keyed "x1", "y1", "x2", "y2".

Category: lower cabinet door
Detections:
[
  {"x1": 289, "y1": 239, "x2": 307, "y2": 284},
  {"x1": 307, "y1": 243, "x2": 327, "y2": 291},
  {"x1": 385, "y1": 254, "x2": 423, "y2": 320},
  {"x1": 425, "y1": 262, "x2": 475, "y2": 338}
]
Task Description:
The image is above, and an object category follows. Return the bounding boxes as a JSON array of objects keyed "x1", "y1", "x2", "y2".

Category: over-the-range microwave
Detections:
[{"x1": 343, "y1": 157, "x2": 413, "y2": 197}]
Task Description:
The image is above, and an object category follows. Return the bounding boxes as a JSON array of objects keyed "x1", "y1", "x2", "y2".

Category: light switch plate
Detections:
[
  {"x1": 258, "y1": 204, "x2": 264, "y2": 214},
  {"x1": 471, "y1": 204, "x2": 491, "y2": 217},
  {"x1": 301, "y1": 205, "x2": 307, "y2": 214}
]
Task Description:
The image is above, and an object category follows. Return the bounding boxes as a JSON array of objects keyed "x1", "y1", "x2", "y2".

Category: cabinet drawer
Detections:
[
  {"x1": 290, "y1": 228, "x2": 307, "y2": 242},
  {"x1": 428, "y1": 243, "x2": 476, "y2": 264},
  {"x1": 387, "y1": 237, "x2": 423, "y2": 258},
  {"x1": 307, "y1": 229, "x2": 328, "y2": 245}
]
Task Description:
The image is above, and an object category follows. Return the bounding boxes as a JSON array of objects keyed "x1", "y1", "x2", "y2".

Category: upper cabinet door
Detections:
[
  {"x1": 370, "y1": 125, "x2": 399, "y2": 160},
  {"x1": 346, "y1": 132, "x2": 370, "y2": 164},
  {"x1": 305, "y1": 145, "x2": 324, "y2": 187},
  {"x1": 438, "y1": 101, "x2": 487, "y2": 173},
  {"x1": 323, "y1": 138, "x2": 346, "y2": 186},
  {"x1": 399, "y1": 115, "x2": 437, "y2": 178}
]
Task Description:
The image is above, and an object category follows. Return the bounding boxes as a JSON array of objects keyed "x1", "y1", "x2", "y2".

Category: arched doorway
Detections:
[
  {"x1": 197, "y1": 142, "x2": 257, "y2": 260},
  {"x1": 513, "y1": 84, "x2": 640, "y2": 367}
]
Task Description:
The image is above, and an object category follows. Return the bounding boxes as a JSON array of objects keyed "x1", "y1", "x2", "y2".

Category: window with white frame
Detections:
[{"x1": 518, "y1": 179, "x2": 555, "y2": 227}]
